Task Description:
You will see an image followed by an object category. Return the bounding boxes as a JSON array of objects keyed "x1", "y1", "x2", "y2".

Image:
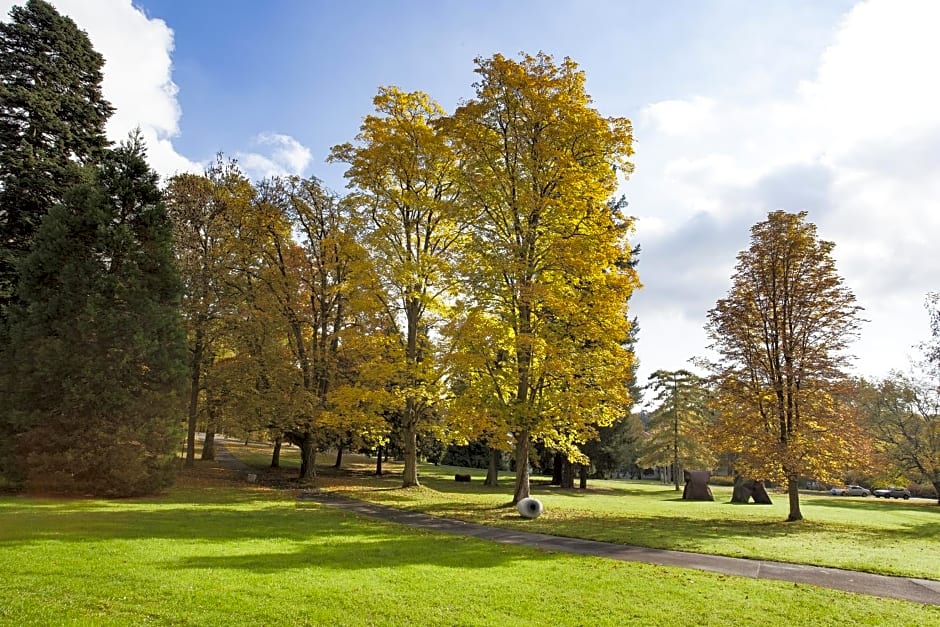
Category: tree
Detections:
[
  {"x1": 217, "y1": 270, "x2": 298, "y2": 463},
  {"x1": 924, "y1": 292, "x2": 940, "y2": 368},
  {"x1": 164, "y1": 159, "x2": 251, "y2": 467},
  {"x1": 584, "y1": 259, "x2": 645, "y2": 482},
  {"x1": 248, "y1": 176, "x2": 393, "y2": 480},
  {"x1": 862, "y1": 374, "x2": 940, "y2": 504},
  {"x1": 3, "y1": 133, "x2": 186, "y2": 495},
  {"x1": 705, "y1": 210, "x2": 865, "y2": 521},
  {"x1": 582, "y1": 413, "x2": 644, "y2": 480},
  {"x1": 284, "y1": 175, "x2": 393, "y2": 478},
  {"x1": 447, "y1": 52, "x2": 638, "y2": 503},
  {"x1": 638, "y1": 369, "x2": 715, "y2": 490},
  {"x1": 237, "y1": 177, "x2": 322, "y2": 479},
  {"x1": 0, "y1": 0, "x2": 113, "y2": 316},
  {"x1": 330, "y1": 87, "x2": 462, "y2": 487},
  {"x1": 862, "y1": 296, "x2": 940, "y2": 505}
]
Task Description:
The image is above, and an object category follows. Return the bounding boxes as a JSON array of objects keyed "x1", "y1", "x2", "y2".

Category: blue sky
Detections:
[
  {"x1": 4, "y1": 0, "x2": 939, "y2": 395},
  {"x1": 133, "y1": 0, "x2": 853, "y2": 188}
]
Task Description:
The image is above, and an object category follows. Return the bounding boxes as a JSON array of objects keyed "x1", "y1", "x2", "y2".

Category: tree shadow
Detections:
[
  {"x1": 171, "y1": 532, "x2": 549, "y2": 572},
  {"x1": 808, "y1": 497, "x2": 940, "y2": 513},
  {"x1": 0, "y1": 496, "x2": 552, "y2": 571}
]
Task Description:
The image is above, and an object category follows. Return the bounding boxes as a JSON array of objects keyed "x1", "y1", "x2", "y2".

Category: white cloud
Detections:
[
  {"x1": 236, "y1": 133, "x2": 313, "y2": 180},
  {"x1": 641, "y1": 96, "x2": 717, "y2": 136},
  {"x1": 1, "y1": 1, "x2": 315, "y2": 183},
  {"x1": 630, "y1": 0, "x2": 940, "y2": 381},
  {"x1": 0, "y1": 0, "x2": 201, "y2": 179},
  {"x1": 800, "y1": 0, "x2": 940, "y2": 160}
]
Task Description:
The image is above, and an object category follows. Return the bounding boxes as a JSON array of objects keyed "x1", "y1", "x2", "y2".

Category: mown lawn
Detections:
[
  {"x1": 1, "y1": 470, "x2": 938, "y2": 626},
  {"x1": 231, "y1": 441, "x2": 940, "y2": 580}
]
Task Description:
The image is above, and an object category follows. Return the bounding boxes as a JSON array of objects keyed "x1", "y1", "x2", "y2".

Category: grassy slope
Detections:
[
  {"x1": 236, "y1": 443, "x2": 940, "y2": 580},
  {"x1": 1, "y1": 473, "x2": 938, "y2": 626}
]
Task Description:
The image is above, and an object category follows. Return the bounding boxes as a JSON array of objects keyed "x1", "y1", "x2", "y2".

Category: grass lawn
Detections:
[
  {"x1": 1, "y1": 470, "x2": 938, "y2": 626},
  {"x1": 232, "y1": 442, "x2": 940, "y2": 581}
]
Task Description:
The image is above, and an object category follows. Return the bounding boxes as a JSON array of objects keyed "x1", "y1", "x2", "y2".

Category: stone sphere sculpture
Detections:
[{"x1": 517, "y1": 497, "x2": 544, "y2": 519}]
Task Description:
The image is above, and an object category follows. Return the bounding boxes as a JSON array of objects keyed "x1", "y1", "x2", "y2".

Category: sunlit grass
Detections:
[
  {"x1": 1, "y1": 472, "x2": 938, "y2": 626},
  {"x1": 227, "y1": 441, "x2": 940, "y2": 580}
]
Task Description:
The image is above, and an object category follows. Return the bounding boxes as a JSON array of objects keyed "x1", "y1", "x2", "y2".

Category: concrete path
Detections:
[
  {"x1": 302, "y1": 491, "x2": 940, "y2": 606},
  {"x1": 213, "y1": 441, "x2": 257, "y2": 475}
]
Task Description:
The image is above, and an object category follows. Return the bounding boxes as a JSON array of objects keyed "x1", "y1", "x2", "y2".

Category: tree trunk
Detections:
[
  {"x1": 561, "y1": 459, "x2": 575, "y2": 489},
  {"x1": 402, "y1": 416, "x2": 419, "y2": 487},
  {"x1": 201, "y1": 393, "x2": 218, "y2": 461},
  {"x1": 297, "y1": 433, "x2": 316, "y2": 480},
  {"x1": 673, "y1": 380, "x2": 680, "y2": 492},
  {"x1": 786, "y1": 474, "x2": 803, "y2": 521},
  {"x1": 512, "y1": 432, "x2": 531, "y2": 504},
  {"x1": 200, "y1": 429, "x2": 215, "y2": 460},
  {"x1": 551, "y1": 451, "x2": 563, "y2": 485},
  {"x1": 185, "y1": 331, "x2": 203, "y2": 468},
  {"x1": 375, "y1": 445, "x2": 384, "y2": 476},
  {"x1": 932, "y1": 480, "x2": 940, "y2": 506},
  {"x1": 270, "y1": 436, "x2": 282, "y2": 468},
  {"x1": 579, "y1": 464, "x2": 588, "y2": 490},
  {"x1": 333, "y1": 444, "x2": 343, "y2": 469},
  {"x1": 484, "y1": 447, "x2": 500, "y2": 486},
  {"x1": 401, "y1": 298, "x2": 422, "y2": 489}
]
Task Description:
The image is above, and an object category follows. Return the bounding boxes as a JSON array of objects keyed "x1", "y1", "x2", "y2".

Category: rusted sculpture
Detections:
[
  {"x1": 731, "y1": 475, "x2": 773, "y2": 504},
  {"x1": 682, "y1": 469, "x2": 714, "y2": 501}
]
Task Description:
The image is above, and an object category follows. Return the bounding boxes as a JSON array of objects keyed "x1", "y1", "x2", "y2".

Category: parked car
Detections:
[
  {"x1": 873, "y1": 487, "x2": 911, "y2": 499},
  {"x1": 829, "y1": 484, "x2": 870, "y2": 496}
]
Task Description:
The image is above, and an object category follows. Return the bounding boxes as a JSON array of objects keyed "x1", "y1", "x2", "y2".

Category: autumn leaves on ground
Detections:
[{"x1": 1, "y1": 1, "x2": 940, "y2": 623}]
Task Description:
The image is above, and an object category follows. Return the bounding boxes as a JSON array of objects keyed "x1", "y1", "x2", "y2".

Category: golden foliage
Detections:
[
  {"x1": 705, "y1": 211, "x2": 866, "y2": 498},
  {"x1": 444, "y1": 52, "x2": 639, "y2": 498}
]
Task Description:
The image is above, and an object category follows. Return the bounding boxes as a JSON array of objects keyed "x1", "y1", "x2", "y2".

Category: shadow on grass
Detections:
[
  {"x1": 807, "y1": 496, "x2": 940, "y2": 514},
  {"x1": 170, "y1": 530, "x2": 545, "y2": 572},
  {"x1": 0, "y1": 497, "x2": 552, "y2": 571}
]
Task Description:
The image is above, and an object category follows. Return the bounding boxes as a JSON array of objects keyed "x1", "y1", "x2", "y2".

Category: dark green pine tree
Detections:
[
  {"x1": 584, "y1": 218, "x2": 644, "y2": 481},
  {"x1": 0, "y1": 0, "x2": 113, "y2": 316},
  {"x1": 4, "y1": 132, "x2": 187, "y2": 496},
  {"x1": 583, "y1": 316, "x2": 645, "y2": 479}
]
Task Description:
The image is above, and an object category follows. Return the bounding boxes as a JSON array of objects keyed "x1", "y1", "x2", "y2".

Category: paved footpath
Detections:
[
  {"x1": 302, "y1": 491, "x2": 940, "y2": 606},
  {"x1": 213, "y1": 442, "x2": 257, "y2": 474}
]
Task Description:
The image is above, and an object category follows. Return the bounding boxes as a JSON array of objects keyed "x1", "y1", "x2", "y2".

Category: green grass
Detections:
[
  {"x1": 1, "y1": 472, "x2": 938, "y2": 626},
  {"x1": 234, "y1": 442, "x2": 940, "y2": 580}
]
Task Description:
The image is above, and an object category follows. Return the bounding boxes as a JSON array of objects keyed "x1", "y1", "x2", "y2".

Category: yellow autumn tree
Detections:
[
  {"x1": 165, "y1": 159, "x2": 255, "y2": 466},
  {"x1": 446, "y1": 52, "x2": 639, "y2": 503},
  {"x1": 286, "y1": 175, "x2": 395, "y2": 467},
  {"x1": 214, "y1": 178, "x2": 308, "y2": 466},
  {"x1": 244, "y1": 175, "x2": 396, "y2": 480},
  {"x1": 330, "y1": 87, "x2": 463, "y2": 487},
  {"x1": 705, "y1": 210, "x2": 866, "y2": 521}
]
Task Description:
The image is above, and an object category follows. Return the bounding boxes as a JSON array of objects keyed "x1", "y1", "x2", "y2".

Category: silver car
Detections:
[
  {"x1": 830, "y1": 484, "x2": 870, "y2": 496},
  {"x1": 873, "y1": 487, "x2": 910, "y2": 499}
]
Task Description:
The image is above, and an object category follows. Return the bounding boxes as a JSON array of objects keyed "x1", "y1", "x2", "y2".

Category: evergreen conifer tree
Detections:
[
  {"x1": 4, "y1": 133, "x2": 186, "y2": 496},
  {"x1": 0, "y1": 0, "x2": 113, "y2": 316}
]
